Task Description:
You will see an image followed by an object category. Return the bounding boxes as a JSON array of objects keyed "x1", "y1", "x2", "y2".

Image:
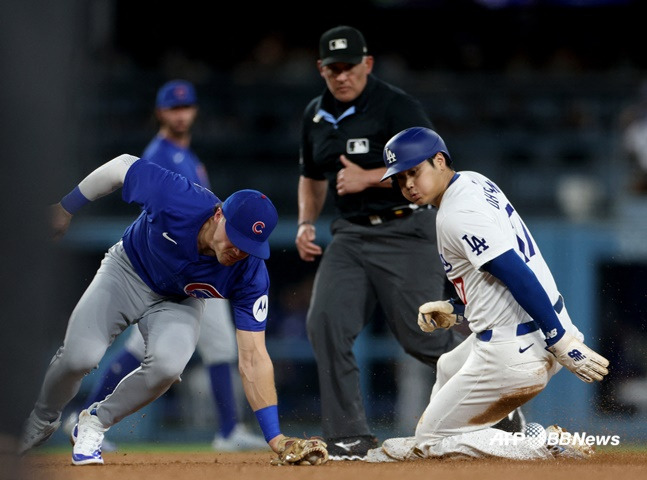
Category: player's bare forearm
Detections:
[
  {"x1": 236, "y1": 329, "x2": 279, "y2": 410},
  {"x1": 50, "y1": 203, "x2": 72, "y2": 240}
]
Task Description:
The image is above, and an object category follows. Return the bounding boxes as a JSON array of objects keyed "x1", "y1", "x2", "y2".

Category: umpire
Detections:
[{"x1": 295, "y1": 25, "x2": 465, "y2": 460}]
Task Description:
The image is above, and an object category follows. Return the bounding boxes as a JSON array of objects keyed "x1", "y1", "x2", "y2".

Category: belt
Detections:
[
  {"x1": 477, "y1": 321, "x2": 539, "y2": 342},
  {"x1": 345, "y1": 204, "x2": 427, "y2": 226},
  {"x1": 476, "y1": 294, "x2": 564, "y2": 342}
]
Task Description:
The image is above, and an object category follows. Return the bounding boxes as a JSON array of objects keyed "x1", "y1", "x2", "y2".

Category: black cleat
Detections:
[
  {"x1": 493, "y1": 407, "x2": 527, "y2": 433},
  {"x1": 327, "y1": 435, "x2": 379, "y2": 461}
]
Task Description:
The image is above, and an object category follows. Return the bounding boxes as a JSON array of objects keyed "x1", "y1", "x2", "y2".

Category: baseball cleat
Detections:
[
  {"x1": 493, "y1": 407, "x2": 527, "y2": 433},
  {"x1": 365, "y1": 447, "x2": 398, "y2": 463},
  {"x1": 211, "y1": 424, "x2": 268, "y2": 451},
  {"x1": 71, "y1": 404, "x2": 108, "y2": 466},
  {"x1": 69, "y1": 415, "x2": 118, "y2": 452},
  {"x1": 381, "y1": 436, "x2": 424, "y2": 461},
  {"x1": 17, "y1": 411, "x2": 62, "y2": 455},
  {"x1": 326, "y1": 435, "x2": 378, "y2": 461},
  {"x1": 545, "y1": 425, "x2": 595, "y2": 459}
]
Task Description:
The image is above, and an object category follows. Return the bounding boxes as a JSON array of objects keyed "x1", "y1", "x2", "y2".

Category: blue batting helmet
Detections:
[{"x1": 381, "y1": 127, "x2": 451, "y2": 181}]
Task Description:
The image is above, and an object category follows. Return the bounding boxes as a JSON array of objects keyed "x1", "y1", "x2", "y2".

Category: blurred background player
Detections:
[
  {"x1": 62, "y1": 79, "x2": 266, "y2": 452},
  {"x1": 295, "y1": 25, "x2": 468, "y2": 461}
]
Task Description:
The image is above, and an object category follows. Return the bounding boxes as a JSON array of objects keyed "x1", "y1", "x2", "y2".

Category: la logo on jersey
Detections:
[
  {"x1": 253, "y1": 295, "x2": 269, "y2": 322},
  {"x1": 461, "y1": 234, "x2": 489, "y2": 256},
  {"x1": 184, "y1": 283, "x2": 224, "y2": 299}
]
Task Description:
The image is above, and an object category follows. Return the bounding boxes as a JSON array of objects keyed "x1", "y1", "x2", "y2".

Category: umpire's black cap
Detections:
[{"x1": 319, "y1": 26, "x2": 368, "y2": 67}]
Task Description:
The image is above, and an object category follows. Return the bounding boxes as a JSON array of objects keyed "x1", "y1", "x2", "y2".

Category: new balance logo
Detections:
[
  {"x1": 334, "y1": 440, "x2": 361, "y2": 452},
  {"x1": 568, "y1": 349, "x2": 586, "y2": 361}
]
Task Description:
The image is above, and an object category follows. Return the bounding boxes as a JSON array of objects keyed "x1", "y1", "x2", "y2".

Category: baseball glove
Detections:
[{"x1": 270, "y1": 436, "x2": 329, "y2": 466}]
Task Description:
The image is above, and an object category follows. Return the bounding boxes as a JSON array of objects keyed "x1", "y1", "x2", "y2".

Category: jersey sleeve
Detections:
[
  {"x1": 229, "y1": 262, "x2": 271, "y2": 332},
  {"x1": 122, "y1": 160, "x2": 192, "y2": 212},
  {"x1": 442, "y1": 208, "x2": 515, "y2": 271}
]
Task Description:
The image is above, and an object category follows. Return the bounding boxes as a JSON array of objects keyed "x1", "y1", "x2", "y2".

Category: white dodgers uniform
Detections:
[{"x1": 415, "y1": 171, "x2": 584, "y2": 459}]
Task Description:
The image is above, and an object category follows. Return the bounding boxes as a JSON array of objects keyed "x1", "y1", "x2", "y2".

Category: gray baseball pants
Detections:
[{"x1": 34, "y1": 241, "x2": 205, "y2": 427}]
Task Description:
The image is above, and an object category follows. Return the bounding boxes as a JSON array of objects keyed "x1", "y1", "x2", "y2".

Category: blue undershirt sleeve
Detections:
[{"x1": 482, "y1": 249, "x2": 565, "y2": 346}]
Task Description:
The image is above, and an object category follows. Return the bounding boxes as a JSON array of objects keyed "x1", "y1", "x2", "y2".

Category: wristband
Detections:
[
  {"x1": 254, "y1": 405, "x2": 281, "y2": 443},
  {"x1": 60, "y1": 186, "x2": 90, "y2": 214},
  {"x1": 298, "y1": 221, "x2": 314, "y2": 228}
]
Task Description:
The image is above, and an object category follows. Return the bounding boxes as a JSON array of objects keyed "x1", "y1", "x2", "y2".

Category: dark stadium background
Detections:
[{"x1": 2, "y1": 0, "x2": 646, "y2": 447}]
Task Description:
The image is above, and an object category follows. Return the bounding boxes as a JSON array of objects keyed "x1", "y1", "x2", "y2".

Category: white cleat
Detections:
[
  {"x1": 68, "y1": 412, "x2": 118, "y2": 452},
  {"x1": 365, "y1": 447, "x2": 398, "y2": 463},
  {"x1": 17, "y1": 411, "x2": 62, "y2": 455},
  {"x1": 211, "y1": 424, "x2": 268, "y2": 451},
  {"x1": 71, "y1": 404, "x2": 109, "y2": 466},
  {"x1": 381, "y1": 436, "x2": 424, "y2": 461},
  {"x1": 545, "y1": 425, "x2": 595, "y2": 459}
]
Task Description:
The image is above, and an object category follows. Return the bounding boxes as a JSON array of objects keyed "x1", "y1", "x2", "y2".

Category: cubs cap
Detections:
[
  {"x1": 155, "y1": 79, "x2": 197, "y2": 108},
  {"x1": 222, "y1": 189, "x2": 278, "y2": 260},
  {"x1": 381, "y1": 127, "x2": 452, "y2": 181},
  {"x1": 319, "y1": 25, "x2": 368, "y2": 67}
]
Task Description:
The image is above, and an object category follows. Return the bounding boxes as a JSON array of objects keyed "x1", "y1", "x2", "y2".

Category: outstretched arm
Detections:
[
  {"x1": 235, "y1": 329, "x2": 285, "y2": 452},
  {"x1": 235, "y1": 328, "x2": 329, "y2": 465},
  {"x1": 483, "y1": 249, "x2": 609, "y2": 383},
  {"x1": 51, "y1": 154, "x2": 139, "y2": 239}
]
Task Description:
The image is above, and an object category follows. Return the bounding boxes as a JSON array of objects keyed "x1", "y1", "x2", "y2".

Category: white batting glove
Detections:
[
  {"x1": 417, "y1": 300, "x2": 461, "y2": 333},
  {"x1": 547, "y1": 333, "x2": 610, "y2": 383}
]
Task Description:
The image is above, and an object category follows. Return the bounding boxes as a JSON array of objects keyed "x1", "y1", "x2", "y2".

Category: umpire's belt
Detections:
[
  {"x1": 345, "y1": 204, "x2": 427, "y2": 226},
  {"x1": 476, "y1": 295, "x2": 564, "y2": 342}
]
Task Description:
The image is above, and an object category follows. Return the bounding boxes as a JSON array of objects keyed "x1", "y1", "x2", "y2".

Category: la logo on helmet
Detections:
[{"x1": 385, "y1": 148, "x2": 397, "y2": 164}]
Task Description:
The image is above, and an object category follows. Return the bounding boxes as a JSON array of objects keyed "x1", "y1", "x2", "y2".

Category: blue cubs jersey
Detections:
[
  {"x1": 142, "y1": 135, "x2": 211, "y2": 189},
  {"x1": 120, "y1": 160, "x2": 270, "y2": 331}
]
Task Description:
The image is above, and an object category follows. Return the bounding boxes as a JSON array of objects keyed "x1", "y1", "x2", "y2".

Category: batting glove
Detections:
[
  {"x1": 546, "y1": 332, "x2": 610, "y2": 383},
  {"x1": 417, "y1": 300, "x2": 463, "y2": 333}
]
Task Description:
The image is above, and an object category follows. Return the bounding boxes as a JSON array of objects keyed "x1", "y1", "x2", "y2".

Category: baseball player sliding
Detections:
[{"x1": 366, "y1": 127, "x2": 609, "y2": 462}]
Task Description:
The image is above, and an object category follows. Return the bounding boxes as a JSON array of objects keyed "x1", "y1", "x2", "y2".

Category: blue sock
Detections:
[
  {"x1": 82, "y1": 349, "x2": 141, "y2": 409},
  {"x1": 208, "y1": 363, "x2": 237, "y2": 437}
]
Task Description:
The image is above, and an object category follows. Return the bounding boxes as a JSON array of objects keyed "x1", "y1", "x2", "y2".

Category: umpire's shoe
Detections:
[
  {"x1": 493, "y1": 407, "x2": 526, "y2": 433},
  {"x1": 71, "y1": 403, "x2": 109, "y2": 465},
  {"x1": 17, "y1": 411, "x2": 62, "y2": 455},
  {"x1": 327, "y1": 435, "x2": 378, "y2": 461}
]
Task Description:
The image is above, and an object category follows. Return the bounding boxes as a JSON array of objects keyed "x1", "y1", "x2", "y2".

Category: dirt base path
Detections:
[{"x1": 6, "y1": 450, "x2": 646, "y2": 480}]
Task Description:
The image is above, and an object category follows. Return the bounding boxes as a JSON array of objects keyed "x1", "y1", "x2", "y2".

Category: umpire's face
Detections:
[{"x1": 318, "y1": 56, "x2": 374, "y2": 103}]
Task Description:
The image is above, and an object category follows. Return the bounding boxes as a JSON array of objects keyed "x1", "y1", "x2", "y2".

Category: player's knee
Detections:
[
  {"x1": 435, "y1": 352, "x2": 450, "y2": 377},
  {"x1": 58, "y1": 346, "x2": 102, "y2": 376},
  {"x1": 146, "y1": 357, "x2": 185, "y2": 387}
]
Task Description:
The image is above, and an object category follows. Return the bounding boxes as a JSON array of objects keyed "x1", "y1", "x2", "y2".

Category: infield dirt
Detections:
[{"x1": 6, "y1": 450, "x2": 646, "y2": 480}]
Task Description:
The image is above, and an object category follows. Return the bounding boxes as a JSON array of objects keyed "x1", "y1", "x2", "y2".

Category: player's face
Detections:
[
  {"x1": 203, "y1": 210, "x2": 249, "y2": 266},
  {"x1": 157, "y1": 105, "x2": 197, "y2": 136},
  {"x1": 394, "y1": 155, "x2": 449, "y2": 208},
  {"x1": 318, "y1": 56, "x2": 374, "y2": 103}
]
